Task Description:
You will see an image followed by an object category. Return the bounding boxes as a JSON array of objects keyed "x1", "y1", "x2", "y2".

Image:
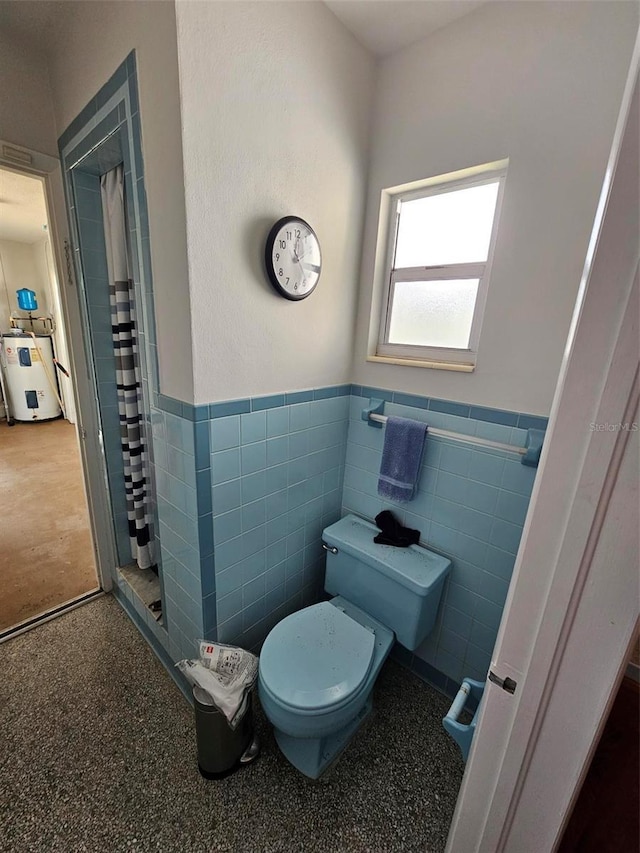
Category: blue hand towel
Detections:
[{"x1": 378, "y1": 416, "x2": 428, "y2": 503}]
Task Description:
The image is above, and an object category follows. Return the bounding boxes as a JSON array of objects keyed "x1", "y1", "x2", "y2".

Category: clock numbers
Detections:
[{"x1": 266, "y1": 216, "x2": 321, "y2": 301}]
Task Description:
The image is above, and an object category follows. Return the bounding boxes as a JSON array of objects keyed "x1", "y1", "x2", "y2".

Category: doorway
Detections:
[
  {"x1": 0, "y1": 167, "x2": 100, "y2": 635},
  {"x1": 67, "y1": 153, "x2": 163, "y2": 617},
  {"x1": 54, "y1": 54, "x2": 169, "y2": 644}
]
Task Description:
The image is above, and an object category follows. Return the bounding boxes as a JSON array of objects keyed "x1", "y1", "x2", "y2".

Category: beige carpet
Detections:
[{"x1": 0, "y1": 418, "x2": 99, "y2": 632}]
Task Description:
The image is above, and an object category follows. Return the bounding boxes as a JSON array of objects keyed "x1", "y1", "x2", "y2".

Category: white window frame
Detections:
[{"x1": 375, "y1": 162, "x2": 508, "y2": 368}]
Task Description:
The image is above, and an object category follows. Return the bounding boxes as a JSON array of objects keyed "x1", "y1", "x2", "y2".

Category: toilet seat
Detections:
[{"x1": 259, "y1": 601, "x2": 376, "y2": 713}]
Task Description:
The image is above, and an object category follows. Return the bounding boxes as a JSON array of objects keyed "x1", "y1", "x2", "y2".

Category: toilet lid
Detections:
[{"x1": 260, "y1": 602, "x2": 376, "y2": 711}]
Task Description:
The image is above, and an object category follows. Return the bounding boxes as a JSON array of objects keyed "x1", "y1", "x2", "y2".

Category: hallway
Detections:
[
  {"x1": 0, "y1": 418, "x2": 98, "y2": 632},
  {"x1": 0, "y1": 596, "x2": 464, "y2": 852}
]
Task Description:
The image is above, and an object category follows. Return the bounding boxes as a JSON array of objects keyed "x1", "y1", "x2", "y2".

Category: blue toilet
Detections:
[{"x1": 259, "y1": 514, "x2": 451, "y2": 779}]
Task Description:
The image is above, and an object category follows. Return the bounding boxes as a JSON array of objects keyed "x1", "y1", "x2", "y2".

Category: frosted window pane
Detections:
[
  {"x1": 388, "y1": 279, "x2": 479, "y2": 349},
  {"x1": 394, "y1": 182, "x2": 500, "y2": 267}
]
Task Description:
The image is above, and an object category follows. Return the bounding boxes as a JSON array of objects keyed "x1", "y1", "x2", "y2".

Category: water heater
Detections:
[{"x1": 0, "y1": 333, "x2": 61, "y2": 422}]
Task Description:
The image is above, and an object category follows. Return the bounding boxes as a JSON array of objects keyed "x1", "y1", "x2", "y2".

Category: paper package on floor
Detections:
[{"x1": 176, "y1": 641, "x2": 258, "y2": 729}]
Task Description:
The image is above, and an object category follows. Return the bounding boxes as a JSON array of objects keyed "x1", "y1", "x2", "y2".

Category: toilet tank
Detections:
[{"x1": 322, "y1": 515, "x2": 451, "y2": 651}]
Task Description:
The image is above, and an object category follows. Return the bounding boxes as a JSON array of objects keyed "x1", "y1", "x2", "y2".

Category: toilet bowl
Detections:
[{"x1": 258, "y1": 514, "x2": 451, "y2": 779}]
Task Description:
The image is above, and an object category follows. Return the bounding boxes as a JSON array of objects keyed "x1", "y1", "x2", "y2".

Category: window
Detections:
[{"x1": 376, "y1": 162, "x2": 507, "y2": 367}]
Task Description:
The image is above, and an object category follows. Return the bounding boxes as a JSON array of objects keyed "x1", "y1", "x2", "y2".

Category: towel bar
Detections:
[
  {"x1": 361, "y1": 400, "x2": 544, "y2": 465},
  {"x1": 368, "y1": 411, "x2": 525, "y2": 455}
]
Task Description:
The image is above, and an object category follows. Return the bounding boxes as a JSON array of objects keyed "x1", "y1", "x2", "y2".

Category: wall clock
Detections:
[{"x1": 265, "y1": 216, "x2": 322, "y2": 300}]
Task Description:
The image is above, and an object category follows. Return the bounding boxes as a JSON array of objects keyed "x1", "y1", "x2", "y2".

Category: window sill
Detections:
[{"x1": 367, "y1": 355, "x2": 475, "y2": 372}]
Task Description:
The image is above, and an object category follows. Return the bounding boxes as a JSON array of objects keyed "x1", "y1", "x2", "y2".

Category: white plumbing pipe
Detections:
[{"x1": 27, "y1": 331, "x2": 65, "y2": 416}]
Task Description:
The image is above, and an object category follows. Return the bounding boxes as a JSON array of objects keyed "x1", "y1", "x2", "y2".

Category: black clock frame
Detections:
[{"x1": 264, "y1": 216, "x2": 321, "y2": 301}]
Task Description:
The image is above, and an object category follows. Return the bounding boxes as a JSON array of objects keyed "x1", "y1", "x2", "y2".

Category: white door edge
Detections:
[{"x1": 447, "y1": 34, "x2": 640, "y2": 853}]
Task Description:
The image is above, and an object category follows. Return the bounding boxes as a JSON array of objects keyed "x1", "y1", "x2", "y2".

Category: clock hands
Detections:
[
  {"x1": 286, "y1": 234, "x2": 319, "y2": 290},
  {"x1": 292, "y1": 238, "x2": 307, "y2": 264},
  {"x1": 289, "y1": 248, "x2": 307, "y2": 288},
  {"x1": 292, "y1": 239, "x2": 318, "y2": 272},
  {"x1": 267, "y1": 217, "x2": 320, "y2": 300},
  {"x1": 291, "y1": 244, "x2": 308, "y2": 273}
]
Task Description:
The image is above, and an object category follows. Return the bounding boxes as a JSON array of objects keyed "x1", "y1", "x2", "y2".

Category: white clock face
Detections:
[{"x1": 267, "y1": 218, "x2": 321, "y2": 300}]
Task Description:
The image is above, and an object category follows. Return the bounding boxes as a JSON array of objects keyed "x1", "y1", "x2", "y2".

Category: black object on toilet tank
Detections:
[{"x1": 373, "y1": 510, "x2": 420, "y2": 547}]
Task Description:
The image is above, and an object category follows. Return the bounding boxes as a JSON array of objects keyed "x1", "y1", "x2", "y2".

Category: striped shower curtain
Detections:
[{"x1": 101, "y1": 165, "x2": 154, "y2": 570}]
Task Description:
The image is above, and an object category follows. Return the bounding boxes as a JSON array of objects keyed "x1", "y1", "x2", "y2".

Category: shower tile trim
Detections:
[
  {"x1": 156, "y1": 386, "x2": 548, "y2": 432},
  {"x1": 351, "y1": 386, "x2": 549, "y2": 432},
  {"x1": 59, "y1": 54, "x2": 191, "y2": 650}
]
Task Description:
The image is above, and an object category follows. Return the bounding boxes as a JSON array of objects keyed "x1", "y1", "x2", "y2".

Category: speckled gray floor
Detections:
[{"x1": 0, "y1": 596, "x2": 465, "y2": 852}]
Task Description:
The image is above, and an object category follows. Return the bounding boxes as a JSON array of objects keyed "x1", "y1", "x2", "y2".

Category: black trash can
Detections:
[{"x1": 193, "y1": 686, "x2": 254, "y2": 779}]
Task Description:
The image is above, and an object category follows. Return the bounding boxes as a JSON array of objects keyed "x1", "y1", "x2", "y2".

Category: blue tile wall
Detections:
[
  {"x1": 150, "y1": 405, "x2": 212, "y2": 661},
  {"x1": 132, "y1": 384, "x2": 352, "y2": 662},
  {"x1": 59, "y1": 53, "x2": 173, "y2": 656},
  {"x1": 342, "y1": 393, "x2": 542, "y2": 691},
  {"x1": 111, "y1": 580, "x2": 190, "y2": 703},
  {"x1": 207, "y1": 389, "x2": 350, "y2": 651},
  {"x1": 148, "y1": 383, "x2": 543, "y2": 686},
  {"x1": 350, "y1": 385, "x2": 548, "y2": 434}
]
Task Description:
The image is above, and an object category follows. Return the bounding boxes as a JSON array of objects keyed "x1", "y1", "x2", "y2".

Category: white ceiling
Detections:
[
  {"x1": 325, "y1": 0, "x2": 486, "y2": 56},
  {"x1": 0, "y1": 169, "x2": 50, "y2": 243},
  {"x1": 0, "y1": 0, "x2": 61, "y2": 54},
  {"x1": 0, "y1": 1, "x2": 488, "y2": 61}
]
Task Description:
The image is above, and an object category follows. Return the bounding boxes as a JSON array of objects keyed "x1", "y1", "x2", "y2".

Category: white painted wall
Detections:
[
  {"x1": 31, "y1": 240, "x2": 53, "y2": 315},
  {"x1": 0, "y1": 239, "x2": 47, "y2": 330},
  {"x1": 46, "y1": 0, "x2": 194, "y2": 402},
  {"x1": 448, "y1": 58, "x2": 639, "y2": 848},
  {"x1": 175, "y1": 0, "x2": 374, "y2": 404},
  {"x1": 0, "y1": 29, "x2": 57, "y2": 158},
  {"x1": 353, "y1": 1, "x2": 638, "y2": 416}
]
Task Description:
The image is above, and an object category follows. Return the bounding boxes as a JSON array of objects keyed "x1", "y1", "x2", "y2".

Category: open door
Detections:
[
  {"x1": 447, "y1": 39, "x2": 639, "y2": 853},
  {"x1": 0, "y1": 143, "x2": 114, "y2": 597}
]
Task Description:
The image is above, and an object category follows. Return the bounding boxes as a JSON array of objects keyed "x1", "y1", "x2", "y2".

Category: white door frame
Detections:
[
  {"x1": 447, "y1": 37, "x2": 639, "y2": 853},
  {"x1": 0, "y1": 142, "x2": 116, "y2": 593}
]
